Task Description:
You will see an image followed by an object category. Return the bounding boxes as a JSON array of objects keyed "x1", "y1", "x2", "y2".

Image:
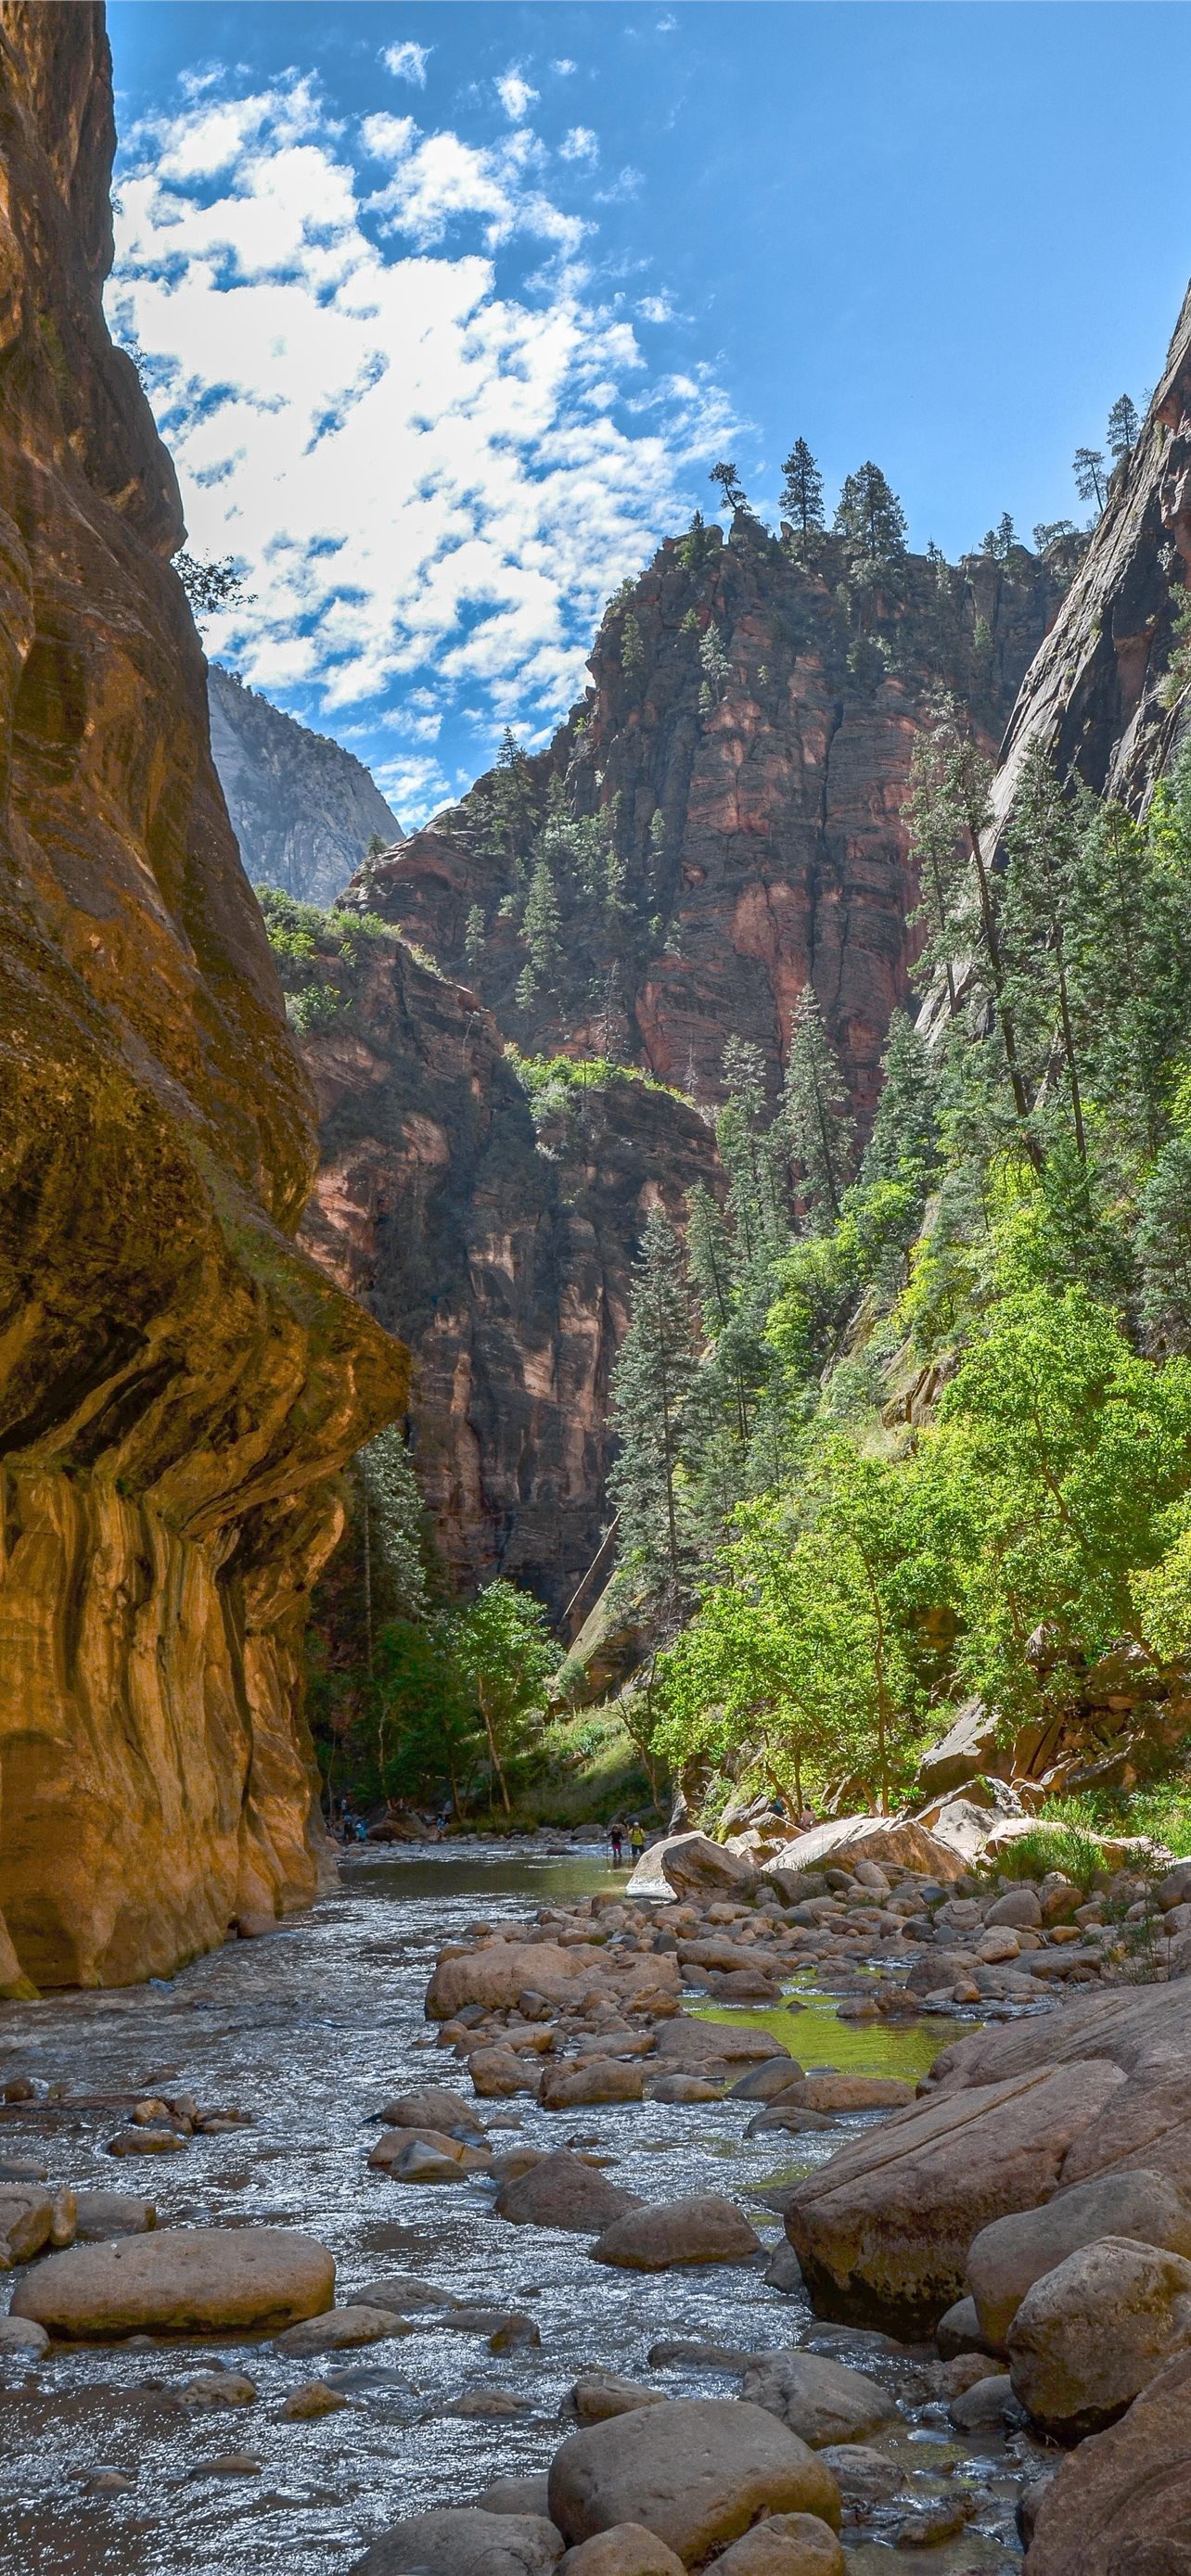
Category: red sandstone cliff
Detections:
[{"x1": 0, "y1": 6, "x2": 405, "y2": 1989}]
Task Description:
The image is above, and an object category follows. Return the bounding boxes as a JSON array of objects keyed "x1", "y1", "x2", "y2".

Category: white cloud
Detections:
[
  {"x1": 495, "y1": 69, "x2": 539, "y2": 123},
  {"x1": 109, "y1": 70, "x2": 734, "y2": 822},
  {"x1": 381, "y1": 40, "x2": 430, "y2": 86},
  {"x1": 596, "y1": 167, "x2": 644, "y2": 204},
  {"x1": 553, "y1": 59, "x2": 578, "y2": 77},
  {"x1": 638, "y1": 292, "x2": 675, "y2": 324},
  {"x1": 559, "y1": 126, "x2": 598, "y2": 163},
  {"x1": 657, "y1": 14, "x2": 678, "y2": 30}
]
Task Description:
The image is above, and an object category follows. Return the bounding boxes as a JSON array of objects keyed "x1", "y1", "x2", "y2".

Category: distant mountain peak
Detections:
[{"x1": 208, "y1": 663, "x2": 402, "y2": 906}]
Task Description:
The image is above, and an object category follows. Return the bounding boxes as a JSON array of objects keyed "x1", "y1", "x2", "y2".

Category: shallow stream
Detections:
[{"x1": 0, "y1": 1843, "x2": 1026, "y2": 2573}]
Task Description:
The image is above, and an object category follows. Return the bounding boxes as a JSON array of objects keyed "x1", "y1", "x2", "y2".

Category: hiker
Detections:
[
  {"x1": 608, "y1": 1820, "x2": 624, "y2": 1865},
  {"x1": 629, "y1": 1819, "x2": 646, "y2": 1858},
  {"x1": 797, "y1": 1801, "x2": 816, "y2": 1833}
]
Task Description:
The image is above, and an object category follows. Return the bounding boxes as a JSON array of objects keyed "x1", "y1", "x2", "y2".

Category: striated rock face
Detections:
[
  {"x1": 295, "y1": 935, "x2": 718, "y2": 1612},
  {"x1": 351, "y1": 521, "x2": 1061, "y2": 1124},
  {"x1": 208, "y1": 663, "x2": 401, "y2": 906},
  {"x1": 992, "y1": 282, "x2": 1191, "y2": 823},
  {"x1": 0, "y1": 5, "x2": 404, "y2": 1989}
]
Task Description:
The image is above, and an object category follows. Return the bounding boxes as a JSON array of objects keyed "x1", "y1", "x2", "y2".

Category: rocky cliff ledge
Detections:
[
  {"x1": 0, "y1": 5, "x2": 404, "y2": 1990},
  {"x1": 355, "y1": 519, "x2": 1063, "y2": 1123},
  {"x1": 294, "y1": 933, "x2": 718, "y2": 1613}
]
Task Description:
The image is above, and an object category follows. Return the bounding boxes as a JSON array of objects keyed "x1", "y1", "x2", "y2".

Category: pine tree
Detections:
[
  {"x1": 698, "y1": 622, "x2": 730, "y2": 711},
  {"x1": 710, "y1": 460, "x2": 746, "y2": 515},
  {"x1": 488, "y1": 727, "x2": 537, "y2": 875},
  {"x1": 1073, "y1": 447, "x2": 1107, "y2": 514},
  {"x1": 834, "y1": 462, "x2": 908, "y2": 568},
  {"x1": 464, "y1": 904, "x2": 485, "y2": 969},
  {"x1": 859, "y1": 1011, "x2": 939, "y2": 1192},
  {"x1": 1108, "y1": 394, "x2": 1140, "y2": 465},
  {"x1": 608, "y1": 1211, "x2": 698, "y2": 1600},
  {"x1": 521, "y1": 857, "x2": 562, "y2": 990},
  {"x1": 1136, "y1": 1138, "x2": 1191, "y2": 1347},
  {"x1": 782, "y1": 988, "x2": 855, "y2": 1227},
  {"x1": 780, "y1": 439, "x2": 825, "y2": 547}
]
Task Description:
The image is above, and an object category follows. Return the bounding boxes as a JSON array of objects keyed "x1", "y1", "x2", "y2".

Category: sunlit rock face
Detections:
[
  {"x1": 351, "y1": 515, "x2": 1060, "y2": 1130},
  {"x1": 0, "y1": 3, "x2": 405, "y2": 1991},
  {"x1": 296, "y1": 937, "x2": 720, "y2": 1613},
  {"x1": 208, "y1": 662, "x2": 402, "y2": 907}
]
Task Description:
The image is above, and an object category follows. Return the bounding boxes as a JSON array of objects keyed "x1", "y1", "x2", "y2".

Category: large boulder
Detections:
[
  {"x1": 378, "y1": 2089, "x2": 488, "y2": 2140},
  {"x1": 761, "y1": 1817, "x2": 964, "y2": 1888},
  {"x1": 1024, "y1": 2345, "x2": 1191, "y2": 2575},
  {"x1": 627, "y1": 1835, "x2": 759, "y2": 1904},
  {"x1": 738, "y1": 2351, "x2": 898, "y2": 2449},
  {"x1": 1006, "y1": 2235, "x2": 1191, "y2": 2436},
  {"x1": 73, "y1": 2192, "x2": 156, "y2": 2241},
  {"x1": 785, "y1": 2060, "x2": 1128, "y2": 2338},
  {"x1": 0, "y1": 2186, "x2": 55, "y2": 2264},
  {"x1": 495, "y1": 2152, "x2": 643, "y2": 2235},
  {"x1": 547, "y1": 2399, "x2": 840, "y2": 2566},
  {"x1": 654, "y1": 2022, "x2": 790, "y2": 2080},
  {"x1": 541, "y1": 2060, "x2": 645, "y2": 2112},
  {"x1": 351, "y1": 2511, "x2": 563, "y2": 2576},
  {"x1": 10, "y1": 2226, "x2": 334, "y2": 2339},
  {"x1": 967, "y1": 2167, "x2": 1191, "y2": 2348},
  {"x1": 428, "y1": 1944, "x2": 678, "y2": 2020},
  {"x1": 705, "y1": 2519, "x2": 844, "y2": 2576},
  {"x1": 915, "y1": 1700, "x2": 1000, "y2": 1801},
  {"x1": 591, "y1": 2198, "x2": 762, "y2": 2272}
]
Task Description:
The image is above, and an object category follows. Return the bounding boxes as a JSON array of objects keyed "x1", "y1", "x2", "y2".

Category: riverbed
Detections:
[{"x1": 0, "y1": 1841, "x2": 1023, "y2": 2574}]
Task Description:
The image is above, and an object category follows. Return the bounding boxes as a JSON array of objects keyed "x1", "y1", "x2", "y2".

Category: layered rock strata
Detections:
[
  {"x1": 295, "y1": 932, "x2": 718, "y2": 1610},
  {"x1": 0, "y1": 4, "x2": 404, "y2": 1989}
]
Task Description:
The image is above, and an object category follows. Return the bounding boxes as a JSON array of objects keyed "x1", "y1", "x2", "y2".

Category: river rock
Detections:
[
  {"x1": 936, "y1": 2296, "x2": 999, "y2": 2359},
  {"x1": 559, "y1": 2526, "x2": 685, "y2": 2576},
  {"x1": 547, "y1": 2398, "x2": 840, "y2": 2564},
  {"x1": 627, "y1": 1835, "x2": 759, "y2": 1903},
  {"x1": 739, "y1": 2351, "x2": 898, "y2": 2448},
  {"x1": 541, "y1": 2061, "x2": 645, "y2": 2111},
  {"x1": 0, "y1": 2186, "x2": 54, "y2": 2264},
  {"x1": 572, "y1": 2375, "x2": 670, "y2": 2424},
  {"x1": 351, "y1": 2509, "x2": 564, "y2": 2576},
  {"x1": 947, "y1": 2371, "x2": 1016, "y2": 2429},
  {"x1": 762, "y1": 1817, "x2": 963, "y2": 1884},
  {"x1": 1006, "y1": 2234, "x2": 1191, "y2": 2436},
  {"x1": 647, "y1": 2076, "x2": 722, "y2": 2104},
  {"x1": 592, "y1": 2197, "x2": 762, "y2": 2271},
  {"x1": 379, "y1": 2090, "x2": 487, "y2": 2139},
  {"x1": 654, "y1": 2023, "x2": 789, "y2": 2078},
  {"x1": 495, "y1": 2151, "x2": 643, "y2": 2234},
  {"x1": 967, "y1": 2165, "x2": 1191, "y2": 2348},
  {"x1": 73, "y1": 2191, "x2": 156, "y2": 2241},
  {"x1": 480, "y1": 2479, "x2": 554, "y2": 2519},
  {"x1": 782, "y1": 2077, "x2": 913, "y2": 2114},
  {"x1": 0, "y1": 2315, "x2": 49, "y2": 2354},
  {"x1": 1024, "y1": 2344, "x2": 1191, "y2": 2574},
  {"x1": 470, "y1": 2048, "x2": 544, "y2": 2100},
  {"x1": 429, "y1": 1945, "x2": 678, "y2": 2021},
  {"x1": 355, "y1": 2273, "x2": 457, "y2": 2314},
  {"x1": 108, "y1": 2128, "x2": 188, "y2": 2156},
  {"x1": 784, "y1": 2058, "x2": 1128, "y2": 2336},
  {"x1": 763, "y1": 2244, "x2": 804, "y2": 2295},
  {"x1": 816, "y1": 2447, "x2": 903, "y2": 2509},
  {"x1": 275, "y1": 2305, "x2": 407, "y2": 2356},
  {"x1": 281, "y1": 2380, "x2": 348, "y2": 2418},
  {"x1": 728, "y1": 2062, "x2": 807, "y2": 2103},
  {"x1": 704, "y1": 2515, "x2": 845, "y2": 2576},
  {"x1": 747, "y1": 2107, "x2": 836, "y2": 2138},
  {"x1": 10, "y1": 2226, "x2": 335, "y2": 2339}
]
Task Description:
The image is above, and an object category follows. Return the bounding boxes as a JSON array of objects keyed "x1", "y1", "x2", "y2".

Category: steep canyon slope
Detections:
[
  {"x1": 208, "y1": 661, "x2": 402, "y2": 905},
  {"x1": 0, "y1": 5, "x2": 404, "y2": 1990}
]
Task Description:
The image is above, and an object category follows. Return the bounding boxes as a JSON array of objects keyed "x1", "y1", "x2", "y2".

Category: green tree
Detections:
[
  {"x1": 621, "y1": 611, "x2": 645, "y2": 677},
  {"x1": 1108, "y1": 394, "x2": 1140, "y2": 464},
  {"x1": 519, "y1": 856, "x2": 562, "y2": 998},
  {"x1": 1136, "y1": 1138, "x2": 1191, "y2": 1349},
  {"x1": 1073, "y1": 446, "x2": 1107, "y2": 514},
  {"x1": 710, "y1": 459, "x2": 746, "y2": 515},
  {"x1": 173, "y1": 552, "x2": 251, "y2": 623},
  {"x1": 464, "y1": 903, "x2": 486, "y2": 969},
  {"x1": 698, "y1": 622, "x2": 730, "y2": 710},
  {"x1": 1002, "y1": 742, "x2": 1088, "y2": 1163},
  {"x1": 834, "y1": 462, "x2": 908, "y2": 568},
  {"x1": 782, "y1": 987, "x2": 854, "y2": 1227},
  {"x1": 608, "y1": 1211, "x2": 698, "y2": 1600},
  {"x1": 780, "y1": 439, "x2": 825, "y2": 548},
  {"x1": 447, "y1": 1582, "x2": 556, "y2": 1815},
  {"x1": 488, "y1": 727, "x2": 538, "y2": 875}
]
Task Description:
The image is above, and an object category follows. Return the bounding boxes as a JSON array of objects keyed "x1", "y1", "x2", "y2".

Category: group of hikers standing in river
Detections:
[{"x1": 608, "y1": 1819, "x2": 647, "y2": 1866}]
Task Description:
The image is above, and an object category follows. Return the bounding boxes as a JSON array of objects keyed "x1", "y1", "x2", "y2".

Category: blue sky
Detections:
[{"x1": 107, "y1": 3, "x2": 1191, "y2": 825}]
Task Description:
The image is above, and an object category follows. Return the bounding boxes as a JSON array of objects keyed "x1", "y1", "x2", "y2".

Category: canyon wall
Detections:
[
  {"x1": 208, "y1": 662, "x2": 401, "y2": 906},
  {"x1": 292, "y1": 931, "x2": 718, "y2": 1613},
  {"x1": 0, "y1": 5, "x2": 405, "y2": 1990},
  {"x1": 354, "y1": 518, "x2": 1063, "y2": 1127}
]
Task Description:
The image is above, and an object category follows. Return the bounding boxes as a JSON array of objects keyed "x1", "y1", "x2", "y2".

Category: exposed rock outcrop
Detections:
[
  {"x1": 294, "y1": 930, "x2": 718, "y2": 1610},
  {"x1": 350, "y1": 522, "x2": 1061, "y2": 1124},
  {"x1": 208, "y1": 663, "x2": 401, "y2": 906},
  {"x1": 0, "y1": 4, "x2": 404, "y2": 1988}
]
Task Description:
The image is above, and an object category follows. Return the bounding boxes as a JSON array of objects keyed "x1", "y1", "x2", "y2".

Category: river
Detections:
[{"x1": 0, "y1": 1841, "x2": 1023, "y2": 2574}]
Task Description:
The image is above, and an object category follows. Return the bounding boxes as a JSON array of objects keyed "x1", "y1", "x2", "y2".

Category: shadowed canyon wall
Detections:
[{"x1": 0, "y1": 5, "x2": 405, "y2": 1990}]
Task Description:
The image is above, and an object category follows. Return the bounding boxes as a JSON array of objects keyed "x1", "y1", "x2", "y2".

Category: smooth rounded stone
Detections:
[
  {"x1": 558, "y1": 2522, "x2": 685, "y2": 2576},
  {"x1": 355, "y1": 2273, "x2": 457, "y2": 2315},
  {"x1": 647, "y1": 2077, "x2": 722, "y2": 2105},
  {"x1": 10, "y1": 2226, "x2": 335, "y2": 2340},
  {"x1": 0, "y1": 2315, "x2": 49, "y2": 2354},
  {"x1": 654, "y1": 2023, "x2": 789, "y2": 2079},
  {"x1": 196, "y1": 2451, "x2": 262, "y2": 2476},
  {"x1": 490, "y1": 2313, "x2": 542, "y2": 2353},
  {"x1": 281, "y1": 2379, "x2": 348, "y2": 2418},
  {"x1": 781, "y1": 2077, "x2": 914, "y2": 2114},
  {"x1": 1007, "y1": 2234, "x2": 1191, "y2": 2436},
  {"x1": 647, "y1": 1833, "x2": 760, "y2": 1904},
  {"x1": 0, "y1": 2159, "x2": 47, "y2": 2182},
  {"x1": 592, "y1": 2197, "x2": 762, "y2": 2273},
  {"x1": 443, "y1": 2387, "x2": 531, "y2": 2418},
  {"x1": 0, "y1": 2186, "x2": 54, "y2": 2264},
  {"x1": 986, "y1": 1888, "x2": 1043, "y2": 1930},
  {"x1": 107, "y1": 2128, "x2": 188, "y2": 2156},
  {"x1": 275, "y1": 2305, "x2": 408, "y2": 2357},
  {"x1": 351, "y1": 2508, "x2": 565, "y2": 2576},
  {"x1": 647, "y1": 2340, "x2": 754, "y2": 2373},
  {"x1": 739, "y1": 2352, "x2": 898, "y2": 2449},
  {"x1": 967, "y1": 2166, "x2": 1191, "y2": 2349},
  {"x1": 84, "y1": 2468, "x2": 135, "y2": 2494},
  {"x1": 73, "y1": 2192, "x2": 156, "y2": 2242},
  {"x1": 547, "y1": 2398, "x2": 840, "y2": 2565},
  {"x1": 727, "y1": 2062, "x2": 808, "y2": 2104},
  {"x1": 704, "y1": 2514, "x2": 844, "y2": 2576},
  {"x1": 169, "y1": 2368, "x2": 257, "y2": 2410},
  {"x1": 696, "y1": 1972, "x2": 784, "y2": 2006},
  {"x1": 935, "y1": 2295, "x2": 999, "y2": 2360},
  {"x1": 496, "y1": 2152, "x2": 643, "y2": 2235},
  {"x1": 479, "y1": 2478, "x2": 554, "y2": 2520},
  {"x1": 572, "y1": 2375, "x2": 670, "y2": 2424},
  {"x1": 763, "y1": 2244, "x2": 804, "y2": 2296},
  {"x1": 890, "y1": 2495, "x2": 974, "y2": 2546},
  {"x1": 746, "y1": 2108, "x2": 835, "y2": 2139},
  {"x1": 541, "y1": 2061, "x2": 645, "y2": 2112},
  {"x1": 379, "y1": 2090, "x2": 488, "y2": 2140},
  {"x1": 369, "y1": 2125, "x2": 491, "y2": 2173},
  {"x1": 941, "y1": 2351, "x2": 1004, "y2": 2397},
  {"x1": 947, "y1": 2371, "x2": 1016, "y2": 2429},
  {"x1": 491, "y1": 2149, "x2": 544, "y2": 2185},
  {"x1": 785, "y1": 2058, "x2": 1128, "y2": 2339},
  {"x1": 1024, "y1": 2346, "x2": 1191, "y2": 2575},
  {"x1": 471, "y1": 2049, "x2": 544, "y2": 2100},
  {"x1": 390, "y1": 2139, "x2": 483, "y2": 2183},
  {"x1": 816, "y1": 2446, "x2": 903, "y2": 2510}
]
